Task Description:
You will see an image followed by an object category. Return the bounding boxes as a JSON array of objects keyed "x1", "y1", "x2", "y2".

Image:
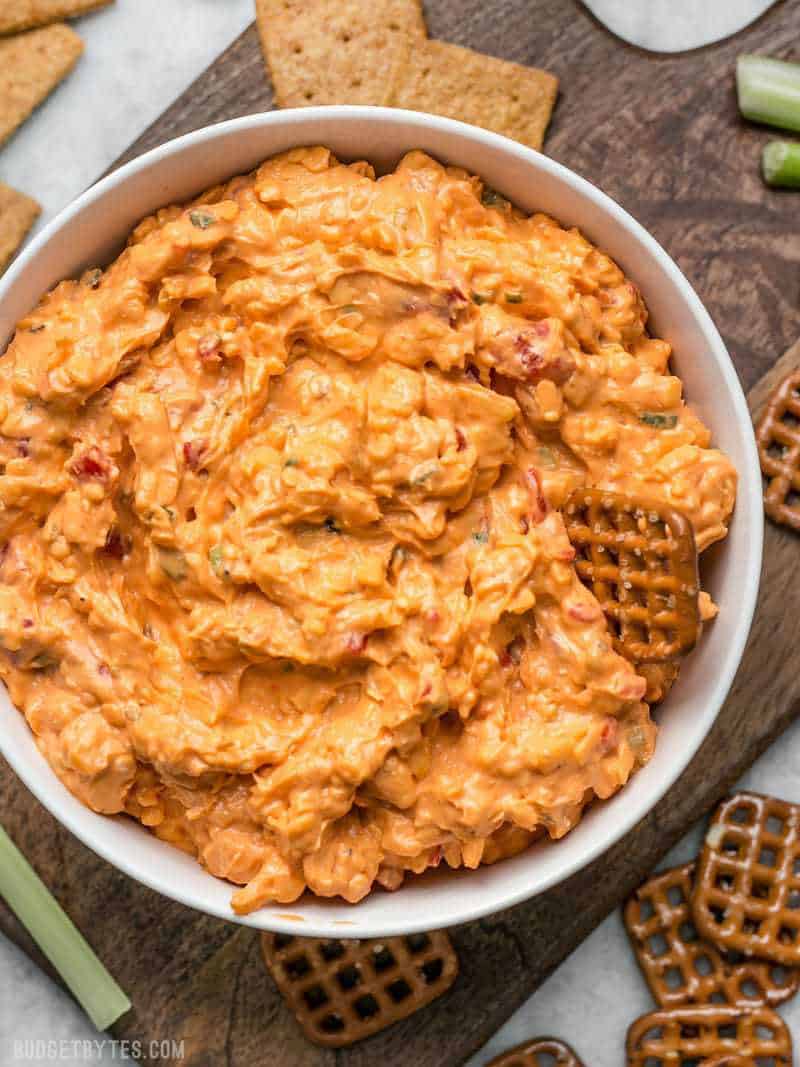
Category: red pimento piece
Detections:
[
  {"x1": 70, "y1": 446, "x2": 111, "y2": 482},
  {"x1": 486, "y1": 320, "x2": 575, "y2": 385},
  {"x1": 524, "y1": 468, "x2": 548, "y2": 523},
  {"x1": 514, "y1": 334, "x2": 545, "y2": 379},
  {"x1": 183, "y1": 439, "x2": 208, "y2": 471},
  {"x1": 600, "y1": 718, "x2": 619, "y2": 753},
  {"x1": 22, "y1": 619, "x2": 33, "y2": 629},
  {"x1": 567, "y1": 601, "x2": 600, "y2": 623},
  {"x1": 446, "y1": 287, "x2": 469, "y2": 327},
  {"x1": 197, "y1": 332, "x2": 222, "y2": 363},
  {"x1": 515, "y1": 332, "x2": 576, "y2": 386},
  {"x1": 344, "y1": 632, "x2": 368, "y2": 655},
  {"x1": 455, "y1": 428, "x2": 467, "y2": 452}
]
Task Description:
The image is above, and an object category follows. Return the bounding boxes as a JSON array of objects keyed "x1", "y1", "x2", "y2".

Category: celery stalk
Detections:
[
  {"x1": 762, "y1": 140, "x2": 800, "y2": 188},
  {"x1": 0, "y1": 826, "x2": 130, "y2": 1030},
  {"x1": 737, "y1": 55, "x2": 800, "y2": 132}
]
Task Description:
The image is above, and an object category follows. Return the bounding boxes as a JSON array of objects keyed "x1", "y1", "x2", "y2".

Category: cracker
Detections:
[
  {"x1": 0, "y1": 0, "x2": 111, "y2": 36},
  {"x1": 624, "y1": 861, "x2": 800, "y2": 1009},
  {"x1": 390, "y1": 40, "x2": 558, "y2": 152},
  {"x1": 0, "y1": 183, "x2": 40, "y2": 274},
  {"x1": 0, "y1": 23, "x2": 83, "y2": 147},
  {"x1": 261, "y1": 930, "x2": 458, "y2": 1047},
  {"x1": 487, "y1": 1037, "x2": 585, "y2": 1067},
  {"x1": 692, "y1": 791, "x2": 800, "y2": 965},
  {"x1": 256, "y1": 0, "x2": 427, "y2": 108},
  {"x1": 563, "y1": 489, "x2": 699, "y2": 664}
]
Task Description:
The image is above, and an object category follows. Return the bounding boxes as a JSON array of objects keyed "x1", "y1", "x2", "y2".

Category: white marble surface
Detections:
[
  {"x1": 585, "y1": 0, "x2": 778, "y2": 53},
  {"x1": 0, "y1": 1, "x2": 786, "y2": 1065},
  {"x1": 0, "y1": 0, "x2": 255, "y2": 231}
]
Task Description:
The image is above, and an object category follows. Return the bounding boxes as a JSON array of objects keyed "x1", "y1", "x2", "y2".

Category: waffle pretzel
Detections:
[
  {"x1": 700, "y1": 1059, "x2": 757, "y2": 1067},
  {"x1": 624, "y1": 861, "x2": 799, "y2": 1009},
  {"x1": 756, "y1": 367, "x2": 800, "y2": 530},
  {"x1": 487, "y1": 1037, "x2": 585, "y2": 1066},
  {"x1": 563, "y1": 489, "x2": 699, "y2": 663},
  {"x1": 626, "y1": 1004, "x2": 792, "y2": 1065},
  {"x1": 261, "y1": 930, "x2": 458, "y2": 1048},
  {"x1": 692, "y1": 791, "x2": 800, "y2": 965}
]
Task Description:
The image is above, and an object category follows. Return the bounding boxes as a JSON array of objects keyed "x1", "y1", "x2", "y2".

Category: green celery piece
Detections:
[
  {"x1": 737, "y1": 55, "x2": 800, "y2": 132},
  {"x1": 0, "y1": 826, "x2": 131, "y2": 1030},
  {"x1": 762, "y1": 140, "x2": 800, "y2": 188}
]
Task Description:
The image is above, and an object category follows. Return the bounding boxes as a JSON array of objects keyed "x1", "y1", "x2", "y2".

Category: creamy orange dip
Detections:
[{"x1": 0, "y1": 148, "x2": 736, "y2": 912}]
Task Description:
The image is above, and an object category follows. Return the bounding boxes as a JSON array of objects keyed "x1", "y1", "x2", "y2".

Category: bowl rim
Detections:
[{"x1": 0, "y1": 105, "x2": 763, "y2": 936}]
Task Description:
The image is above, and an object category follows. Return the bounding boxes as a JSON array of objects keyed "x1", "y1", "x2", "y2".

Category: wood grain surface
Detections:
[{"x1": 2, "y1": 2, "x2": 800, "y2": 1065}]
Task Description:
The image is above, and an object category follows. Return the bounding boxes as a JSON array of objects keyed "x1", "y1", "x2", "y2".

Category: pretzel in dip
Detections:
[{"x1": 0, "y1": 148, "x2": 736, "y2": 911}]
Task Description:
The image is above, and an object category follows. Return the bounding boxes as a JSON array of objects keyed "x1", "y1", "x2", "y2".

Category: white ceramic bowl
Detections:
[{"x1": 0, "y1": 108, "x2": 763, "y2": 937}]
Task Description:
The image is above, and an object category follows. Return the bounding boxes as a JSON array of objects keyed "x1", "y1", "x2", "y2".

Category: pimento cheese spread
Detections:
[{"x1": 0, "y1": 148, "x2": 736, "y2": 912}]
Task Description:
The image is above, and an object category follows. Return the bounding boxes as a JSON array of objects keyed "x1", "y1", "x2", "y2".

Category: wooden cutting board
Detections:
[{"x1": 2, "y1": 2, "x2": 800, "y2": 1064}]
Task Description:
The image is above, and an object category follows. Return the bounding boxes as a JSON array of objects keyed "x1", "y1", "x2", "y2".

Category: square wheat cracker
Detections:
[
  {"x1": 0, "y1": 183, "x2": 40, "y2": 274},
  {"x1": 256, "y1": 0, "x2": 427, "y2": 107},
  {"x1": 391, "y1": 40, "x2": 558, "y2": 151},
  {"x1": 0, "y1": 23, "x2": 83, "y2": 147},
  {"x1": 0, "y1": 0, "x2": 112, "y2": 36}
]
